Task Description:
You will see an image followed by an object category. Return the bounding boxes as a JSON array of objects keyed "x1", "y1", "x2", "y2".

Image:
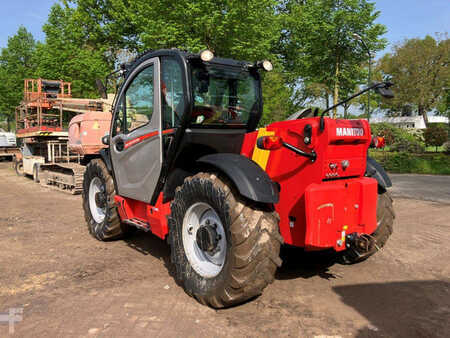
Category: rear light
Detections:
[
  {"x1": 370, "y1": 136, "x2": 385, "y2": 149},
  {"x1": 257, "y1": 136, "x2": 283, "y2": 150}
]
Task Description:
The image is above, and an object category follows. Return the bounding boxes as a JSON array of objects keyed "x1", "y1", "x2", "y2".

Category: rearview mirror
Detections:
[
  {"x1": 102, "y1": 134, "x2": 110, "y2": 146},
  {"x1": 374, "y1": 82, "x2": 394, "y2": 99},
  {"x1": 96, "y1": 79, "x2": 108, "y2": 99}
]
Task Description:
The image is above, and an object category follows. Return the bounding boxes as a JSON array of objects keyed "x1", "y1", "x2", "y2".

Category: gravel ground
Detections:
[{"x1": 0, "y1": 162, "x2": 449, "y2": 337}]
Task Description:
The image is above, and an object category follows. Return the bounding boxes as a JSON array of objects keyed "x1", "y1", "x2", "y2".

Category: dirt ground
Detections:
[{"x1": 0, "y1": 161, "x2": 449, "y2": 337}]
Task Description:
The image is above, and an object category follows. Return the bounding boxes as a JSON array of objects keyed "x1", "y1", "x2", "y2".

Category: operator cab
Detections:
[{"x1": 107, "y1": 49, "x2": 267, "y2": 204}]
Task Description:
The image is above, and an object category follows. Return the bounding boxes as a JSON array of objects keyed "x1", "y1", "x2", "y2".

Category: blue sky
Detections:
[{"x1": 0, "y1": 0, "x2": 449, "y2": 51}]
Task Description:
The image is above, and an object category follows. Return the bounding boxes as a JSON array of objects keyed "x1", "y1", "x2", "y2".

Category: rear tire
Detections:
[
  {"x1": 169, "y1": 172, "x2": 283, "y2": 308},
  {"x1": 15, "y1": 160, "x2": 24, "y2": 177},
  {"x1": 340, "y1": 189, "x2": 395, "y2": 264},
  {"x1": 82, "y1": 159, "x2": 129, "y2": 241}
]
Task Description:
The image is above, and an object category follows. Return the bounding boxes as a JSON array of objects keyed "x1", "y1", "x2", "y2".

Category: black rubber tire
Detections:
[
  {"x1": 82, "y1": 159, "x2": 129, "y2": 241},
  {"x1": 15, "y1": 160, "x2": 24, "y2": 177},
  {"x1": 340, "y1": 189, "x2": 395, "y2": 264},
  {"x1": 169, "y1": 172, "x2": 283, "y2": 308},
  {"x1": 33, "y1": 163, "x2": 40, "y2": 183}
]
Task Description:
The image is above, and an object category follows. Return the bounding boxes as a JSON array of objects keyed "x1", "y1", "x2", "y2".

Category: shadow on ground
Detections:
[
  {"x1": 125, "y1": 233, "x2": 341, "y2": 282},
  {"x1": 276, "y1": 245, "x2": 338, "y2": 280},
  {"x1": 333, "y1": 280, "x2": 450, "y2": 337},
  {"x1": 124, "y1": 230, "x2": 170, "y2": 258},
  {"x1": 123, "y1": 230, "x2": 180, "y2": 283}
]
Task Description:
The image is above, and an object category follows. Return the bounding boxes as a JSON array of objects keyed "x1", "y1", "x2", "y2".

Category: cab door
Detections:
[{"x1": 109, "y1": 58, "x2": 162, "y2": 203}]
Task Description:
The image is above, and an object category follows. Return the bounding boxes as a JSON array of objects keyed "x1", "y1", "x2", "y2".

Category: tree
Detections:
[
  {"x1": 423, "y1": 124, "x2": 448, "y2": 152},
  {"x1": 68, "y1": 0, "x2": 301, "y2": 122},
  {"x1": 36, "y1": 4, "x2": 111, "y2": 98},
  {"x1": 379, "y1": 35, "x2": 450, "y2": 126},
  {"x1": 0, "y1": 27, "x2": 37, "y2": 130},
  {"x1": 260, "y1": 71, "x2": 300, "y2": 126},
  {"x1": 279, "y1": 0, "x2": 387, "y2": 118},
  {"x1": 68, "y1": 0, "x2": 280, "y2": 60}
]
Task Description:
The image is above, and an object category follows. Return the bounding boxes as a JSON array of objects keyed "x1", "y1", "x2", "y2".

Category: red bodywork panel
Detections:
[
  {"x1": 114, "y1": 116, "x2": 378, "y2": 251},
  {"x1": 114, "y1": 193, "x2": 171, "y2": 239},
  {"x1": 241, "y1": 117, "x2": 377, "y2": 251},
  {"x1": 304, "y1": 178, "x2": 377, "y2": 250}
]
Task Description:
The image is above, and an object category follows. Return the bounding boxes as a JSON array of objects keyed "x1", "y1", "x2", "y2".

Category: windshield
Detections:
[{"x1": 190, "y1": 64, "x2": 259, "y2": 127}]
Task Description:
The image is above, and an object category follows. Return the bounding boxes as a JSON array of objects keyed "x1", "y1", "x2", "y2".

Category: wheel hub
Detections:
[
  {"x1": 196, "y1": 224, "x2": 220, "y2": 254},
  {"x1": 95, "y1": 192, "x2": 106, "y2": 208},
  {"x1": 182, "y1": 202, "x2": 227, "y2": 278}
]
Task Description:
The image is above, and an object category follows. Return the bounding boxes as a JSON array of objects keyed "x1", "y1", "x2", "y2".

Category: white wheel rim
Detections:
[
  {"x1": 182, "y1": 202, "x2": 227, "y2": 278},
  {"x1": 89, "y1": 177, "x2": 106, "y2": 224}
]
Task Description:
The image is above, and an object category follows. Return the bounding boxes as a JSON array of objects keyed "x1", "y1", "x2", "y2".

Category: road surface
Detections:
[{"x1": 390, "y1": 173, "x2": 450, "y2": 204}]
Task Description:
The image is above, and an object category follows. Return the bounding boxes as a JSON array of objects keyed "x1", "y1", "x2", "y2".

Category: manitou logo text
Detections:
[{"x1": 336, "y1": 127, "x2": 364, "y2": 137}]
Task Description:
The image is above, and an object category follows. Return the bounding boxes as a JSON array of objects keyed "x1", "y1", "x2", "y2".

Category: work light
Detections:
[
  {"x1": 262, "y1": 60, "x2": 273, "y2": 72},
  {"x1": 200, "y1": 50, "x2": 214, "y2": 62}
]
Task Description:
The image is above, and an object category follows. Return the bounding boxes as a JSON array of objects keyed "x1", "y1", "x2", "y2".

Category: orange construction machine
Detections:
[{"x1": 15, "y1": 78, "x2": 112, "y2": 194}]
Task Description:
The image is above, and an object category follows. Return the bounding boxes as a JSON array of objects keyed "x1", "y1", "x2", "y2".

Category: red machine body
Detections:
[
  {"x1": 114, "y1": 194, "x2": 171, "y2": 240},
  {"x1": 241, "y1": 117, "x2": 377, "y2": 251},
  {"x1": 112, "y1": 116, "x2": 378, "y2": 252}
]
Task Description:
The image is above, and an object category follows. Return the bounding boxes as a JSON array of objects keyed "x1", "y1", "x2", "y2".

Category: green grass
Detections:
[{"x1": 369, "y1": 150, "x2": 450, "y2": 175}]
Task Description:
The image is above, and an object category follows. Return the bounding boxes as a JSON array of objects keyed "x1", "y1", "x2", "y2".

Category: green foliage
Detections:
[
  {"x1": 68, "y1": 0, "x2": 280, "y2": 60},
  {"x1": 260, "y1": 71, "x2": 299, "y2": 126},
  {"x1": 370, "y1": 151, "x2": 450, "y2": 175},
  {"x1": 370, "y1": 123, "x2": 425, "y2": 153},
  {"x1": 35, "y1": 4, "x2": 111, "y2": 98},
  {"x1": 379, "y1": 35, "x2": 450, "y2": 123},
  {"x1": 436, "y1": 89, "x2": 449, "y2": 119},
  {"x1": 68, "y1": 0, "x2": 292, "y2": 118},
  {"x1": 280, "y1": 0, "x2": 387, "y2": 115},
  {"x1": 423, "y1": 124, "x2": 448, "y2": 151},
  {"x1": 0, "y1": 0, "x2": 417, "y2": 130},
  {"x1": 390, "y1": 137, "x2": 425, "y2": 154},
  {"x1": 0, "y1": 26, "x2": 37, "y2": 130}
]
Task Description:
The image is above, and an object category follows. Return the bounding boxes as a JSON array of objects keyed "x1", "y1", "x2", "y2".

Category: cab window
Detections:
[
  {"x1": 161, "y1": 58, "x2": 185, "y2": 129},
  {"x1": 113, "y1": 65, "x2": 154, "y2": 135}
]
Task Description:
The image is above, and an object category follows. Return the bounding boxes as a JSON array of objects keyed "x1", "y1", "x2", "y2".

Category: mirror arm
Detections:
[{"x1": 319, "y1": 82, "x2": 391, "y2": 131}]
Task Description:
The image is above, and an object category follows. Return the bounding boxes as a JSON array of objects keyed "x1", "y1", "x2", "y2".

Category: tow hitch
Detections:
[{"x1": 345, "y1": 232, "x2": 378, "y2": 260}]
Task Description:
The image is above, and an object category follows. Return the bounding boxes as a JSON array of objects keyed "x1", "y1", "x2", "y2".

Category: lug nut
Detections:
[{"x1": 188, "y1": 227, "x2": 193, "y2": 234}]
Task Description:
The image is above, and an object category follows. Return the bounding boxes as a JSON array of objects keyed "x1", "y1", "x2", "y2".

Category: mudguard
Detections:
[
  {"x1": 197, "y1": 153, "x2": 279, "y2": 204},
  {"x1": 100, "y1": 148, "x2": 112, "y2": 173},
  {"x1": 366, "y1": 156, "x2": 392, "y2": 189}
]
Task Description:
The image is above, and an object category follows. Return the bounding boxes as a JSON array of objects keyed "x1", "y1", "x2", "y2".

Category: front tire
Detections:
[
  {"x1": 82, "y1": 159, "x2": 127, "y2": 241},
  {"x1": 169, "y1": 172, "x2": 283, "y2": 308},
  {"x1": 33, "y1": 163, "x2": 40, "y2": 183},
  {"x1": 340, "y1": 189, "x2": 395, "y2": 263},
  {"x1": 15, "y1": 160, "x2": 24, "y2": 177}
]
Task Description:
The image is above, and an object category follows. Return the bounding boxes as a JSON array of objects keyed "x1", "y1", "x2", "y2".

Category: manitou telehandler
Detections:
[{"x1": 82, "y1": 49, "x2": 395, "y2": 308}]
